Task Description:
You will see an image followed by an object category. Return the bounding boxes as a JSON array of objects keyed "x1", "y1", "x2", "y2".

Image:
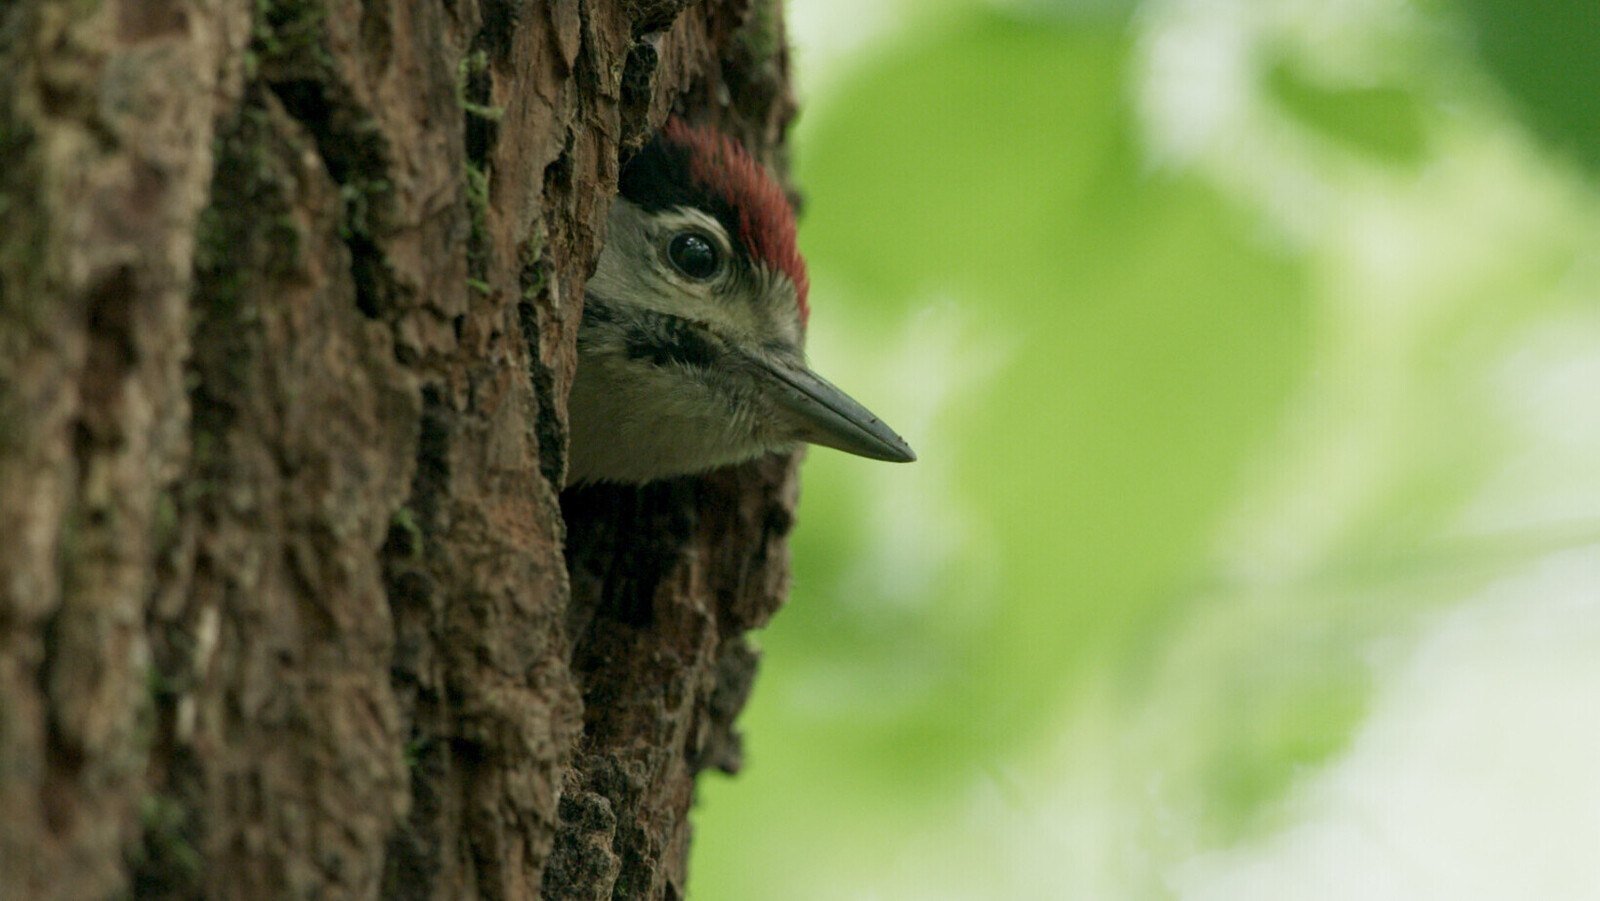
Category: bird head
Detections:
[{"x1": 566, "y1": 119, "x2": 915, "y2": 485}]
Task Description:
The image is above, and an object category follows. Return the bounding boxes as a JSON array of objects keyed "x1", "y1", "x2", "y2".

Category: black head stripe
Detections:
[
  {"x1": 619, "y1": 133, "x2": 747, "y2": 267},
  {"x1": 621, "y1": 310, "x2": 722, "y2": 370},
  {"x1": 618, "y1": 132, "x2": 696, "y2": 210}
]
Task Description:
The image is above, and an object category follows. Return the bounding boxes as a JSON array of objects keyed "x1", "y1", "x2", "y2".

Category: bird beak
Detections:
[{"x1": 747, "y1": 354, "x2": 917, "y2": 464}]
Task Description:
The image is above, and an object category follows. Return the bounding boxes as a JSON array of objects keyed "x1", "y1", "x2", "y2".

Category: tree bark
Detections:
[{"x1": 0, "y1": 0, "x2": 798, "y2": 897}]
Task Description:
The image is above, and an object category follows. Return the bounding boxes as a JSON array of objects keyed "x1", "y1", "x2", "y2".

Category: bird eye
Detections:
[{"x1": 667, "y1": 232, "x2": 720, "y2": 280}]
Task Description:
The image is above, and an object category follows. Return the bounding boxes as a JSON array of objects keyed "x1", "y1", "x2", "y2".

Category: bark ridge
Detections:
[{"x1": 0, "y1": 0, "x2": 799, "y2": 896}]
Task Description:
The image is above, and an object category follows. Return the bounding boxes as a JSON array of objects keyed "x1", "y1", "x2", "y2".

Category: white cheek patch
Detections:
[{"x1": 593, "y1": 199, "x2": 805, "y2": 350}]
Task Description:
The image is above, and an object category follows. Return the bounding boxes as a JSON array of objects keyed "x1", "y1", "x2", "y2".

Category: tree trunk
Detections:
[{"x1": 0, "y1": 0, "x2": 798, "y2": 896}]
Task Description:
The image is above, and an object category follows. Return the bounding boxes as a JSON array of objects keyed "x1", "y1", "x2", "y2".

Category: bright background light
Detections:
[{"x1": 694, "y1": 1, "x2": 1600, "y2": 897}]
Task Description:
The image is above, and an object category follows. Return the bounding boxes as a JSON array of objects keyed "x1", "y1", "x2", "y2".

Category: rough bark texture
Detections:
[{"x1": 0, "y1": 0, "x2": 798, "y2": 897}]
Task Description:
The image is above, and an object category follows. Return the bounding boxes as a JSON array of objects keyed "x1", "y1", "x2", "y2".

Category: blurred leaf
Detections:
[
  {"x1": 1197, "y1": 649, "x2": 1371, "y2": 840},
  {"x1": 695, "y1": 9, "x2": 1315, "y2": 899},
  {"x1": 793, "y1": 8, "x2": 1313, "y2": 755},
  {"x1": 696, "y1": 3, "x2": 1600, "y2": 898},
  {"x1": 1453, "y1": 0, "x2": 1600, "y2": 172},
  {"x1": 1265, "y1": 57, "x2": 1428, "y2": 165}
]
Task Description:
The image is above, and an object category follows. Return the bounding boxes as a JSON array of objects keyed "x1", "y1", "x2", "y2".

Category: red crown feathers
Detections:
[{"x1": 648, "y1": 119, "x2": 810, "y2": 326}]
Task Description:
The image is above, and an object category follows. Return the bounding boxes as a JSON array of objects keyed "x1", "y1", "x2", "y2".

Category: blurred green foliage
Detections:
[
  {"x1": 1452, "y1": 0, "x2": 1600, "y2": 173},
  {"x1": 792, "y1": 7, "x2": 1310, "y2": 754},
  {"x1": 1264, "y1": 58, "x2": 1428, "y2": 165},
  {"x1": 691, "y1": 1, "x2": 1600, "y2": 897}
]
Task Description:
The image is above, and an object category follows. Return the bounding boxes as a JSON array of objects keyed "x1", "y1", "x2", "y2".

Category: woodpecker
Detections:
[{"x1": 565, "y1": 119, "x2": 916, "y2": 485}]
